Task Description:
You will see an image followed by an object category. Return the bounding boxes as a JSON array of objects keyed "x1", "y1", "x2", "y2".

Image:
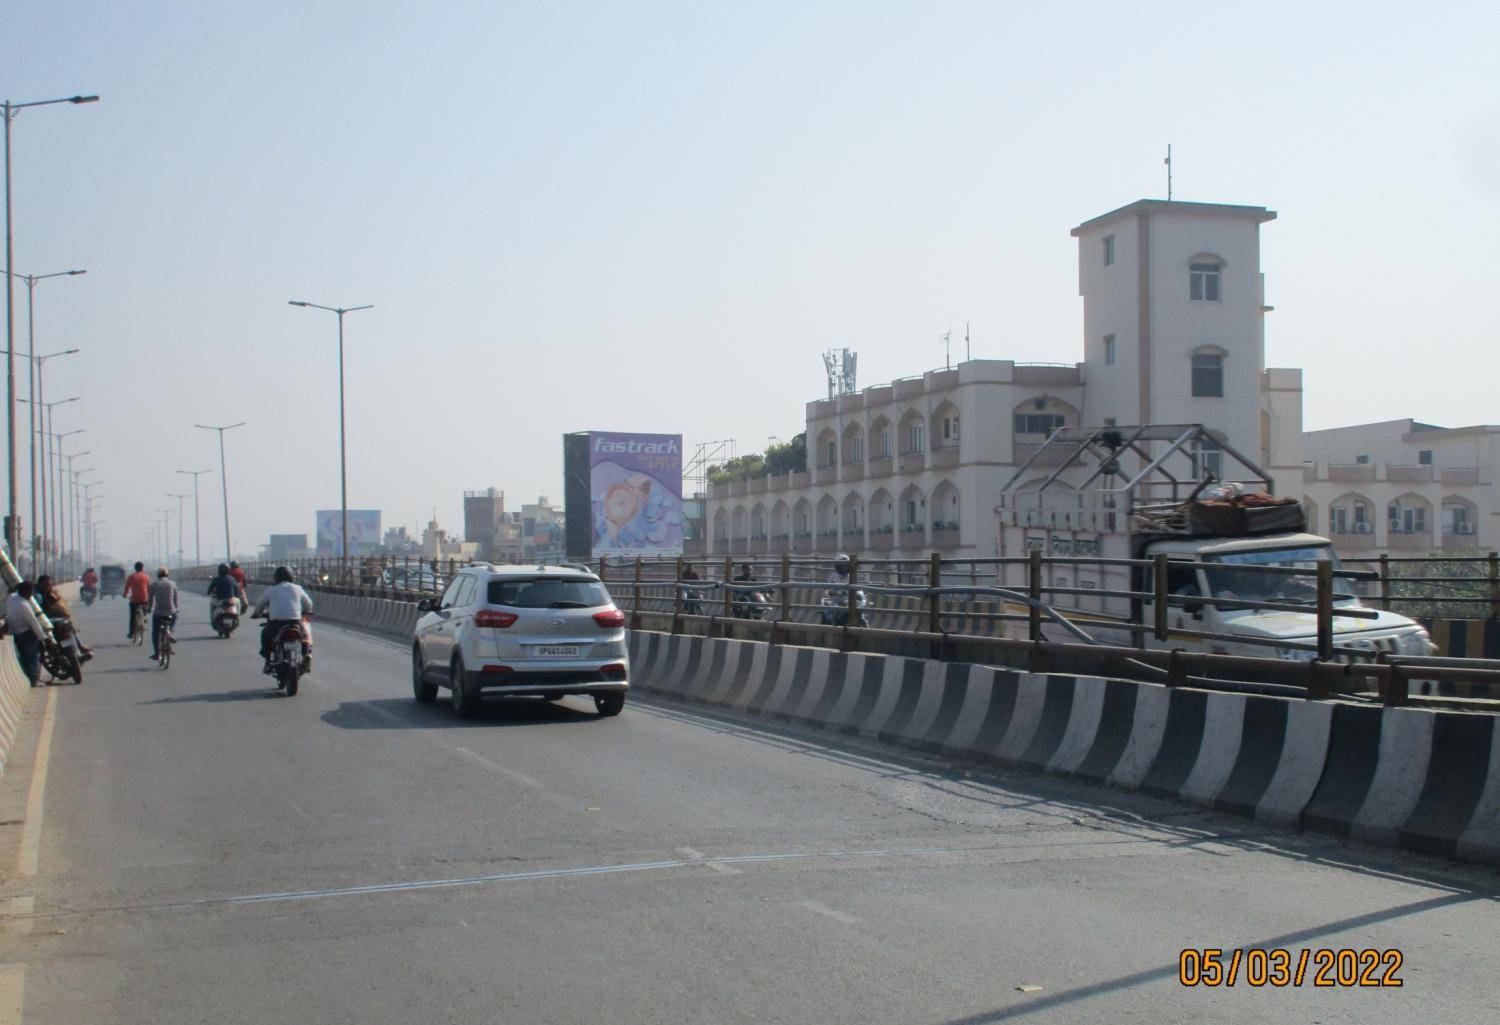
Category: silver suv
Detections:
[{"x1": 412, "y1": 564, "x2": 629, "y2": 718}]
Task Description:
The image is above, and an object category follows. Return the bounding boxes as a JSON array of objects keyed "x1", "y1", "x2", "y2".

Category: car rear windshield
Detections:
[{"x1": 487, "y1": 578, "x2": 609, "y2": 609}]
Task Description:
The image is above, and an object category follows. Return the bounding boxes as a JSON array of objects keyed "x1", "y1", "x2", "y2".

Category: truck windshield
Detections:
[{"x1": 1202, "y1": 546, "x2": 1358, "y2": 607}]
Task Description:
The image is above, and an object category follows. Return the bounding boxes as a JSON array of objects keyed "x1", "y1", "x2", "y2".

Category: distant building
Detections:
[
  {"x1": 1301, "y1": 420, "x2": 1494, "y2": 557},
  {"x1": 382, "y1": 526, "x2": 419, "y2": 554},
  {"x1": 421, "y1": 518, "x2": 478, "y2": 561},
  {"x1": 464, "y1": 488, "x2": 506, "y2": 556},
  {"x1": 267, "y1": 534, "x2": 311, "y2": 561}
]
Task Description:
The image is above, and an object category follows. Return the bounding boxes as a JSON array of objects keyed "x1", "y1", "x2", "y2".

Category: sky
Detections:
[{"x1": 5, "y1": 0, "x2": 1499, "y2": 562}]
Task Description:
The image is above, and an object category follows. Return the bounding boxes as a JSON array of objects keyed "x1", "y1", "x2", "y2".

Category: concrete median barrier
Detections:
[{"x1": 623, "y1": 628, "x2": 1500, "y2": 868}]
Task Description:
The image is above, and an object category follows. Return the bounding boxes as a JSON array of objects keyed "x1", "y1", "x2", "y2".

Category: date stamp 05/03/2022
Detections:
[{"x1": 1179, "y1": 949, "x2": 1404, "y2": 988}]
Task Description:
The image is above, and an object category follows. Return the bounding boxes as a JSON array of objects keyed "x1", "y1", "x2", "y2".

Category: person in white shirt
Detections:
[
  {"x1": 5, "y1": 582, "x2": 48, "y2": 687},
  {"x1": 253, "y1": 566, "x2": 313, "y2": 669}
]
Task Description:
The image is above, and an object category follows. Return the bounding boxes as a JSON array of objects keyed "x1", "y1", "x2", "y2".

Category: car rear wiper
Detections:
[{"x1": 549, "y1": 601, "x2": 590, "y2": 608}]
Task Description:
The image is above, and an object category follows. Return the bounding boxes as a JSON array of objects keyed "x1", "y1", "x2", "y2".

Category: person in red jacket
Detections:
[
  {"x1": 123, "y1": 561, "x2": 151, "y2": 640},
  {"x1": 229, "y1": 561, "x2": 246, "y2": 590}
]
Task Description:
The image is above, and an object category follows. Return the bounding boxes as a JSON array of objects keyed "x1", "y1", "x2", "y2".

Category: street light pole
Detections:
[
  {"x1": 63, "y1": 454, "x2": 90, "y2": 573},
  {"x1": 195, "y1": 423, "x2": 243, "y2": 562},
  {"x1": 3, "y1": 92, "x2": 98, "y2": 559},
  {"x1": 290, "y1": 301, "x2": 373, "y2": 564},
  {"x1": 168, "y1": 493, "x2": 189, "y2": 569},
  {"x1": 176, "y1": 468, "x2": 211, "y2": 568}
]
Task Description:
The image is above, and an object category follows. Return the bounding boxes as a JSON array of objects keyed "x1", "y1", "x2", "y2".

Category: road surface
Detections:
[{"x1": 0, "y1": 592, "x2": 1496, "y2": 1024}]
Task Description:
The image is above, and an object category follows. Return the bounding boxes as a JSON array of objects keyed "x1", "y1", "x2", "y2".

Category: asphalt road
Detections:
[{"x1": 1, "y1": 592, "x2": 1497, "y2": 1025}]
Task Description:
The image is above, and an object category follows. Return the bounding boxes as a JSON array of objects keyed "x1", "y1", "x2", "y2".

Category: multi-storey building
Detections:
[
  {"x1": 705, "y1": 198, "x2": 1300, "y2": 561},
  {"x1": 1301, "y1": 420, "x2": 1494, "y2": 557}
]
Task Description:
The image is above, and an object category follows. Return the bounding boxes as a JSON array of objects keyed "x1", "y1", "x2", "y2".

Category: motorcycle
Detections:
[
  {"x1": 40, "y1": 615, "x2": 85, "y2": 684},
  {"x1": 212, "y1": 598, "x2": 240, "y2": 638},
  {"x1": 730, "y1": 585, "x2": 773, "y2": 620},
  {"x1": 260, "y1": 615, "x2": 312, "y2": 696},
  {"x1": 819, "y1": 588, "x2": 870, "y2": 628},
  {"x1": 80, "y1": 586, "x2": 98, "y2": 607}
]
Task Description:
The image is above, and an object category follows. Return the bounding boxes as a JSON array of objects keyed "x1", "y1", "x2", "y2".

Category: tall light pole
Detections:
[
  {"x1": 289, "y1": 300, "x2": 373, "y2": 563},
  {"x1": 158, "y1": 510, "x2": 173, "y2": 569},
  {"x1": 2, "y1": 284, "x2": 82, "y2": 570},
  {"x1": 22, "y1": 398, "x2": 78, "y2": 573},
  {"x1": 3, "y1": 92, "x2": 98, "y2": 559},
  {"x1": 176, "y1": 468, "x2": 211, "y2": 567},
  {"x1": 32, "y1": 346, "x2": 80, "y2": 569},
  {"x1": 195, "y1": 422, "x2": 243, "y2": 561},
  {"x1": 80, "y1": 481, "x2": 99, "y2": 564},
  {"x1": 50, "y1": 426, "x2": 82, "y2": 574},
  {"x1": 64, "y1": 459, "x2": 91, "y2": 574},
  {"x1": 168, "y1": 493, "x2": 189, "y2": 569}
]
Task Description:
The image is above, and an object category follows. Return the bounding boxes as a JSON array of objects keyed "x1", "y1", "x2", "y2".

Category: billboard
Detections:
[
  {"x1": 315, "y1": 509, "x2": 382, "y2": 556},
  {"x1": 566, "y1": 432, "x2": 683, "y2": 558}
]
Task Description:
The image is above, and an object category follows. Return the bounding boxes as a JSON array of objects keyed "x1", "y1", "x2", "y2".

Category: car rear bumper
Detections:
[{"x1": 463, "y1": 665, "x2": 629, "y2": 695}]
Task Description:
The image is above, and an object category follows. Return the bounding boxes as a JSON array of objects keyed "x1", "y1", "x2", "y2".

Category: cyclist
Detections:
[
  {"x1": 253, "y1": 566, "x2": 313, "y2": 672},
  {"x1": 123, "y1": 561, "x2": 151, "y2": 640},
  {"x1": 148, "y1": 567, "x2": 179, "y2": 660}
]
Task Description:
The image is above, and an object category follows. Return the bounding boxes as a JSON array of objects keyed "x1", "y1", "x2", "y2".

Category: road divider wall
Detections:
[
  {"x1": 244, "y1": 584, "x2": 420, "y2": 641},
  {"x1": 626, "y1": 629, "x2": 1500, "y2": 867},
  {"x1": 0, "y1": 646, "x2": 32, "y2": 780}
]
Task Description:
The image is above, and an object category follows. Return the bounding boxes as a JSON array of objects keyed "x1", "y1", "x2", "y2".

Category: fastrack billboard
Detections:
[
  {"x1": 315, "y1": 509, "x2": 382, "y2": 557},
  {"x1": 565, "y1": 432, "x2": 683, "y2": 558}
]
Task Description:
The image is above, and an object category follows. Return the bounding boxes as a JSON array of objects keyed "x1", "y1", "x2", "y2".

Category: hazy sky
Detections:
[{"x1": 6, "y1": 1, "x2": 1498, "y2": 561}]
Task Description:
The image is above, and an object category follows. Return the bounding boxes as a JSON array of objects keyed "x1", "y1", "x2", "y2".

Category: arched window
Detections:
[
  {"x1": 869, "y1": 416, "x2": 894, "y2": 460},
  {"x1": 1443, "y1": 498, "x2": 1477, "y2": 537},
  {"x1": 730, "y1": 506, "x2": 748, "y2": 541},
  {"x1": 898, "y1": 409, "x2": 926, "y2": 456},
  {"x1": 792, "y1": 498, "x2": 812, "y2": 537},
  {"x1": 1191, "y1": 347, "x2": 1225, "y2": 398},
  {"x1": 898, "y1": 484, "x2": 926, "y2": 534},
  {"x1": 931, "y1": 401, "x2": 960, "y2": 449},
  {"x1": 712, "y1": 508, "x2": 728, "y2": 544},
  {"x1": 931, "y1": 481, "x2": 960, "y2": 530},
  {"x1": 869, "y1": 488, "x2": 894, "y2": 533},
  {"x1": 750, "y1": 503, "x2": 767, "y2": 540},
  {"x1": 841, "y1": 422, "x2": 865, "y2": 464},
  {"x1": 1329, "y1": 493, "x2": 1373, "y2": 536},
  {"x1": 816, "y1": 495, "x2": 838, "y2": 536},
  {"x1": 843, "y1": 492, "x2": 865, "y2": 533},
  {"x1": 1189, "y1": 253, "x2": 1223, "y2": 302},
  {"x1": 1387, "y1": 494, "x2": 1431, "y2": 535},
  {"x1": 1302, "y1": 497, "x2": 1318, "y2": 534},
  {"x1": 770, "y1": 500, "x2": 790, "y2": 538},
  {"x1": 816, "y1": 428, "x2": 838, "y2": 469}
]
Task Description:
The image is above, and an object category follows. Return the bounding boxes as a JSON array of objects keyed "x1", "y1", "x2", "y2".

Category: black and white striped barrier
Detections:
[{"x1": 625, "y1": 630, "x2": 1500, "y2": 867}]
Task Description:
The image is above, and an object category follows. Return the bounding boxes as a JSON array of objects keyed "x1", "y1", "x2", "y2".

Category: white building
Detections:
[
  {"x1": 706, "y1": 198, "x2": 1304, "y2": 562},
  {"x1": 1301, "y1": 420, "x2": 1494, "y2": 558}
]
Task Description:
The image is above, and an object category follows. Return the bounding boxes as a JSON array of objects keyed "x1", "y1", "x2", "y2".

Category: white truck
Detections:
[{"x1": 997, "y1": 424, "x2": 1434, "y2": 661}]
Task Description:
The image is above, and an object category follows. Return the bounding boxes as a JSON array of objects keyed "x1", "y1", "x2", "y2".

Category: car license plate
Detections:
[{"x1": 532, "y1": 645, "x2": 580, "y2": 658}]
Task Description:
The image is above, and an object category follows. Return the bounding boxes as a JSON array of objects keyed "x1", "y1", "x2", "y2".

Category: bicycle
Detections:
[
  {"x1": 130, "y1": 604, "x2": 148, "y2": 646},
  {"x1": 154, "y1": 615, "x2": 175, "y2": 669}
]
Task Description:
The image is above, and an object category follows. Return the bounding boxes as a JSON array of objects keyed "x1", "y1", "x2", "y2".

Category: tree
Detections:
[{"x1": 705, "y1": 432, "x2": 807, "y2": 485}]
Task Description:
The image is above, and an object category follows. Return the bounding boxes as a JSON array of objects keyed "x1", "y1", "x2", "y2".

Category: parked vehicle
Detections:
[
  {"x1": 819, "y1": 588, "x2": 870, "y2": 628},
  {"x1": 99, "y1": 564, "x2": 126, "y2": 598},
  {"x1": 412, "y1": 564, "x2": 629, "y2": 718},
  {"x1": 212, "y1": 598, "x2": 240, "y2": 639},
  {"x1": 382, "y1": 565, "x2": 445, "y2": 594},
  {"x1": 40, "y1": 615, "x2": 84, "y2": 684},
  {"x1": 998, "y1": 424, "x2": 1435, "y2": 662}
]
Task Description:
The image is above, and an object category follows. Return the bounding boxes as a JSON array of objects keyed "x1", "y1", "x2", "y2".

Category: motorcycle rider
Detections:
[
  {"x1": 148, "y1": 567, "x2": 179, "y2": 660},
  {"x1": 206, "y1": 563, "x2": 240, "y2": 622},
  {"x1": 79, "y1": 566, "x2": 99, "y2": 600},
  {"x1": 822, "y1": 553, "x2": 866, "y2": 627},
  {"x1": 253, "y1": 566, "x2": 313, "y2": 673},
  {"x1": 731, "y1": 562, "x2": 764, "y2": 617},
  {"x1": 680, "y1": 562, "x2": 703, "y2": 616},
  {"x1": 123, "y1": 561, "x2": 151, "y2": 640},
  {"x1": 228, "y1": 561, "x2": 247, "y2": 593},
  {"x1": 35, "y1": 575, "x2": 93, "y2": 662}
]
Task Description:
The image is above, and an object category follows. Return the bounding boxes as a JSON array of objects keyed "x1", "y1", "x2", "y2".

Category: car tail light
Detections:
[
  {"x1": 474, "y1": 609, "x2": 518, "y2": 628},
  {"x1": 601, "y1": 663, "x2": 627, "y2": 681},
  {"x1": 593, "y1": 608, "x2": 625, "y2": 628},
  {"x1": 481, "y1": 664, "x2": 514, "y2": 675}
]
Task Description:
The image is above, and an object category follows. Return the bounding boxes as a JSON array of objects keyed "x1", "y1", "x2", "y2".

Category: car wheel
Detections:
[
  {"x1": 412, "y1": 646, "x2": 437, "y2": 703},
  {"x1": 450, "y1": 656, "x2": 479, "y2": 718},
  {"x1": 593, "y1": 692, "x2": 625, "y2": 717}
]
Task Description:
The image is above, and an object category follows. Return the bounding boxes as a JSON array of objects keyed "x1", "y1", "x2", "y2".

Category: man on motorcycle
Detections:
[
  {"x1": 206, "y1": 563, "x2": 240, "y2": 620},
  {"x1": 731, "y1": 562, "x2": 766, "y2": 618},
  {"x1": 148, "y1": 567, "x2": 179, "y2": 660},
  {"x1": 80, "y1": 566, "x2": 99, "y2": 599},
  {"x1": 36, "y1": 575, "x2": 93, "y2": 662},
  {"x1": 123, "y1": 561, "x2": 151, "y2": 640},
  {"x1": 253, "y1": 566, "x2": 313, "y2": 673},
  {"x1": 228, "y1": 561, "x2": 246, "y2": 592}
]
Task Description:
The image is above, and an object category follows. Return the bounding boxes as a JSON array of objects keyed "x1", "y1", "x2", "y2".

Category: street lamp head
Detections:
[
  {"x1": 70, "y1": 95, "x2": 100, "y2": 104},
  {"x1": 288, "y1": 301, "x2": 311, "y2": 307},
  {"x1": 66, "y1": 270, "x2": 85, "y2": 276}
]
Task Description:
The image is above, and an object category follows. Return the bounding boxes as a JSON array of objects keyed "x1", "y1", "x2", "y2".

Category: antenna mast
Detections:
[
  {"x1": 965, "y1": 322, "x2": 971, "y2": 362},
  {"x1": 1165, "y1": 143, "x2": 1173, "y2": 201},
  {"x1": 941, "y1": 329, "x2": 951, "y2": 370},
  {"x1": 822, "y1": 348, "x2": 858, "y2": 398}
]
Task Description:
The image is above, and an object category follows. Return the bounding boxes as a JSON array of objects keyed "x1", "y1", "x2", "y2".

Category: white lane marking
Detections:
[
  {"x1": 448, "y1": 746, "x2": 546, "y2": 790},
  {"x1": 675, "y1": 846, "x2": 741, "y2": 875},
  {"x1": 18, "y1": 689, "x2": 58, "y2": 877},
  {"x1": 797, "y1": 900, "x2": 861, "y2": 925},
  {"x1": 0, "y1": 963, "x2": 22, "y2": 1025}
]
